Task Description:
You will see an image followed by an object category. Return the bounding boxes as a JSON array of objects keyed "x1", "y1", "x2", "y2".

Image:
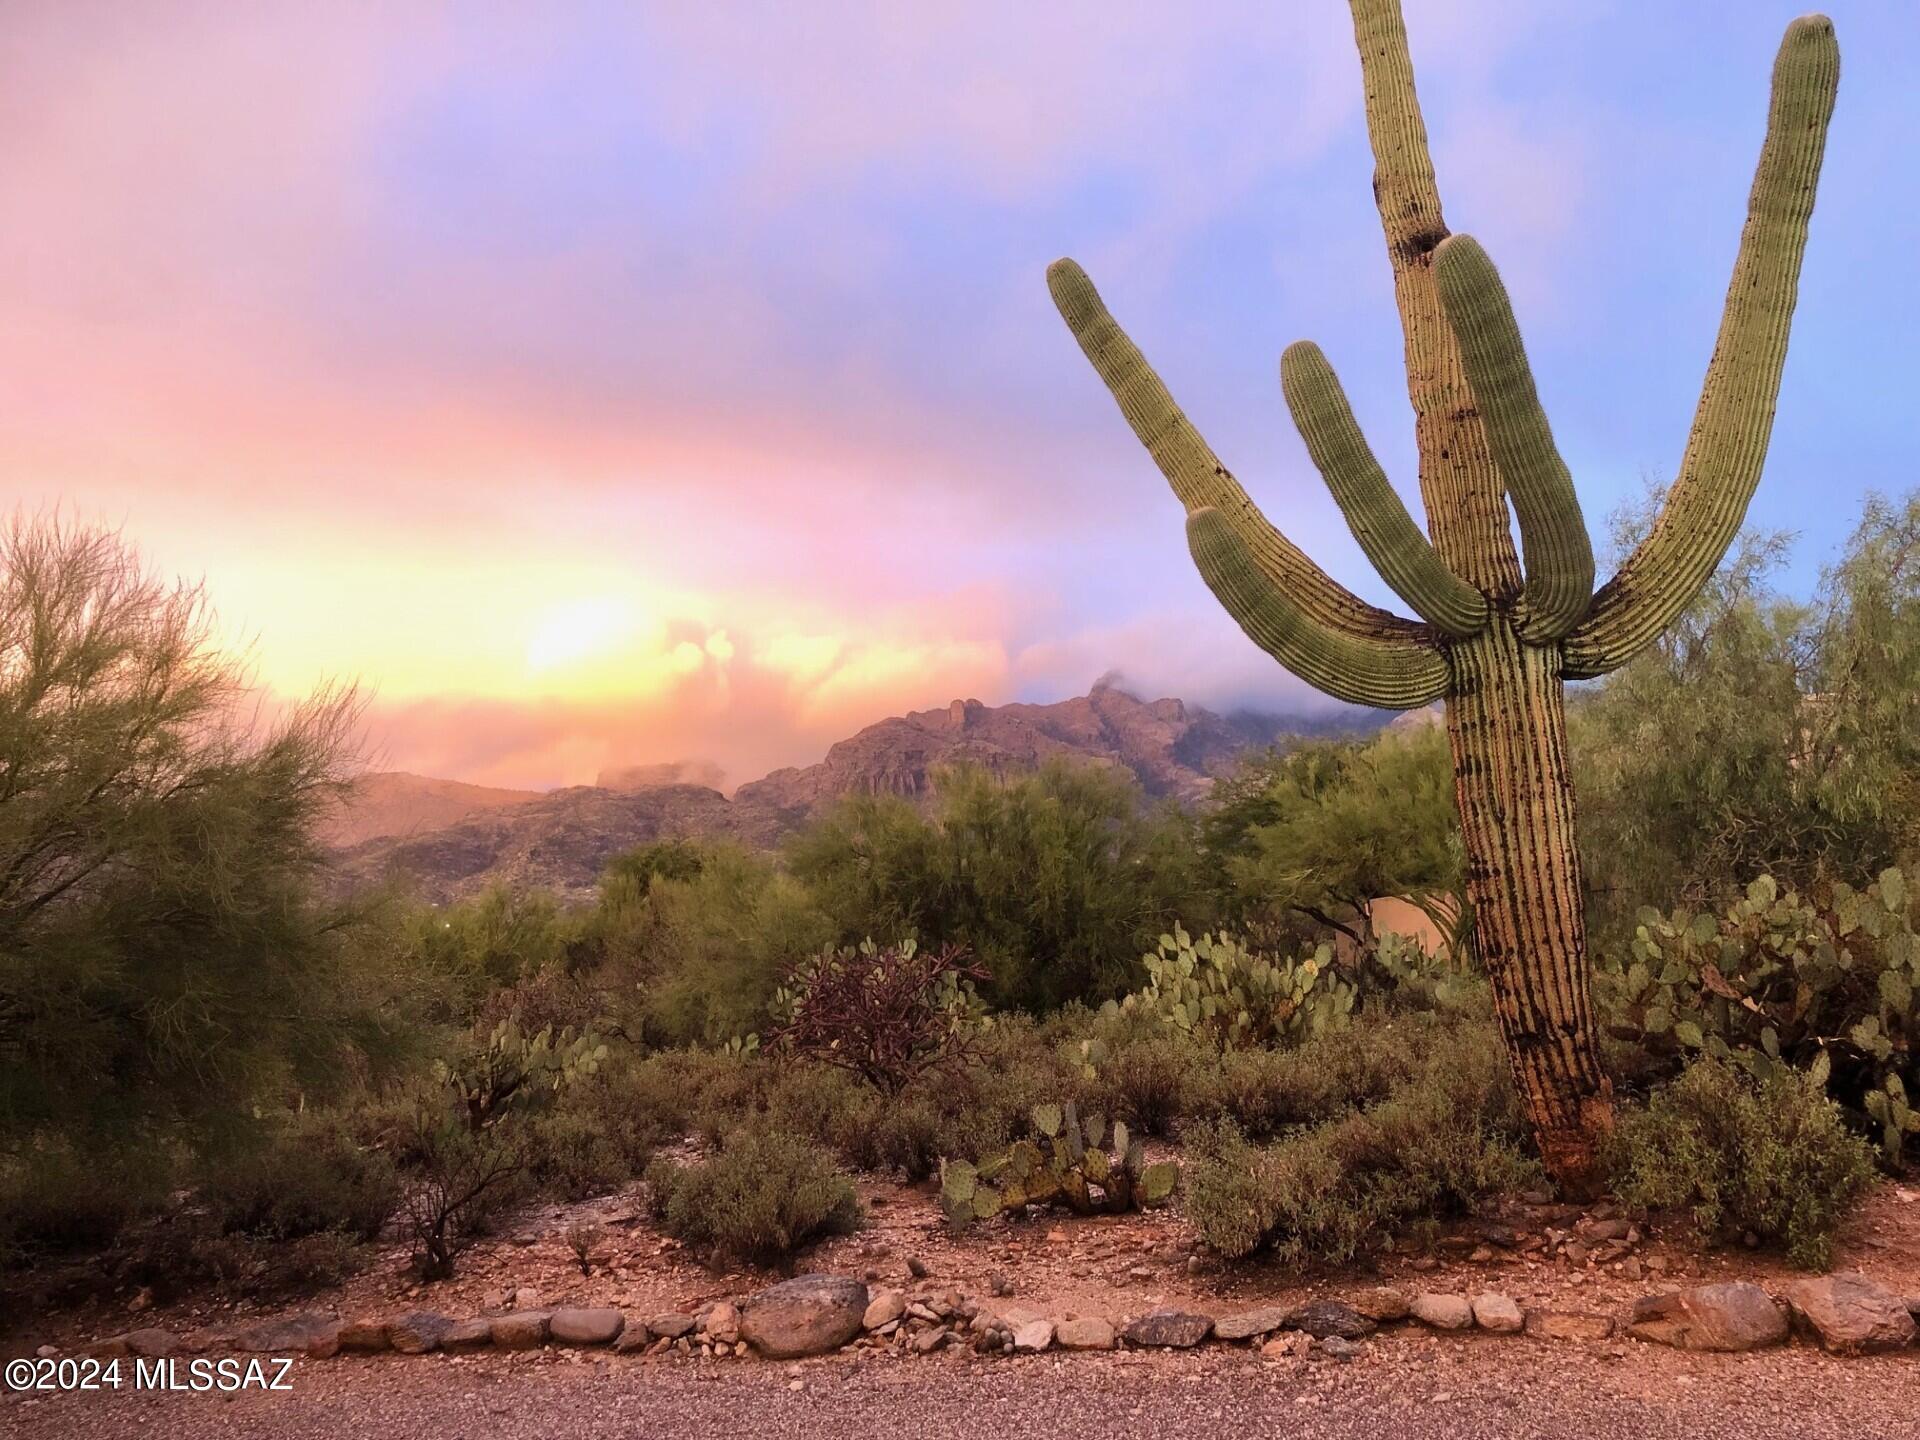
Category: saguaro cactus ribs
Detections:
[{"x1": 1047, "y1": 3, "x2": 1840, "y2": 1191}]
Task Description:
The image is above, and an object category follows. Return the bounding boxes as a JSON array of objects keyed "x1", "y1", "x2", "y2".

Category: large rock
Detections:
[
  {"x1": 337, "y1": 1318, "x2": 391, "y2": 1353},
  {"x1": 489, "y1": 1310, "x2": 552, "y2": 1350},
  {"x1": 1783, "y1": 1273, "x2": 1917, "y2": 1356},
  {"x1": 1055, "y1": 1317, "x2": 1117, "y2": 1351},
  {"x1": 1123, "y1": 1310, "x2": 1214, "y2": 1348},
  {"x1": 1523, "y1": 1310, "x2": 1614, "y2": 1342},
  {"x1": 1410, "y1": 1293, "x2": 1473, "y2": 1330},
  {"x1": 1214, "y1": 1306, "x2": 1292, "y2": 1342},
  {"x1": 237, "y1": 1311, "x2": 343, "y2": 1358},
  {"x1": 739, "y1": 1275, "x2": 869, "y2": 1358},
  {"x1": 1627, "y1": 1283, "x2": 1786, "y2": 1352},
  {"x1": 122, "y1": 1329, "x2": 181, "y2": 1359},
  {"x1": 440, "y1": 1317, "x2": 494, "y2": 1352},
  {"x1": 386, "y1": 1312, "x2": 454, "y2": 1355},
  {"x1": 550, "y1": 1308, "x2": 625, "y2": 1346},
  {"x1": 1288, "y1": 1300, "x2": 1374, "y2": 1340},
  {"x1": 1470, "y1": 1294, "x2": 1524, "y2": 1334},
  {"x1": 649, "y1": 1312, "x2": 697, "y2": 1340}
]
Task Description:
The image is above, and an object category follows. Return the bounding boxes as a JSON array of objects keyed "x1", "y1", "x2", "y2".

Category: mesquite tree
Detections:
[{"x1": 1046, "y1": 3, "x2": 1839, "y2": 1190}]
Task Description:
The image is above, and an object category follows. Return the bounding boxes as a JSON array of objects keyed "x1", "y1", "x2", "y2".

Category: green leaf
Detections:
[
  {"x1": 1674, "y1": 1020, "x2": 1705, "y2": 1049},
  {"x1": 1746, "y1": 875, "x2": 1778, "y2": 907},
  {"x1": 1879, "y1": 868, "x2": 1907, "y2": 914},
  {"x1": 1880, "y1": 969, "x2": 1913, "y2": 1014}
]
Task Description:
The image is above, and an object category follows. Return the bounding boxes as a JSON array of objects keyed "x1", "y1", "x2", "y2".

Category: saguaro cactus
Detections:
[{"x1": 1047, "y1": 3, "x2": 1839, "y2": 1190}]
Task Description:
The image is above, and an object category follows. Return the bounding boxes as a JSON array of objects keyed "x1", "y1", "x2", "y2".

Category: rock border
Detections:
[{"x1": 69, "y1": 1271, "x2": 1918, "y2": 1368}]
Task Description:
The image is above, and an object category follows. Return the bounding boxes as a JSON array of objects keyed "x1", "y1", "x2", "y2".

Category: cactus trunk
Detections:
[{"x1": 1447, "y1": 621, "x2": 1610, "y2": 1188}]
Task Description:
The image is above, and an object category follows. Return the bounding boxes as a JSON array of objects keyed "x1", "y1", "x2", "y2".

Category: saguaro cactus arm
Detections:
[
  {"x1": 1279, "y1": 341, "x2": 1489, "y2": 638},
  {"x1": 1433, "y1": 236, "x2": 1594, "y2": 640},
  {"x1": 1046, "y1": 259, "x2": 1429, "y2": 647},
  {"x1": 1564, "y1": 15, "x2": 1840, "y2": 678},
  {"x1": 1184, "y1": 508, "x2": 1450, "y2": 710}
]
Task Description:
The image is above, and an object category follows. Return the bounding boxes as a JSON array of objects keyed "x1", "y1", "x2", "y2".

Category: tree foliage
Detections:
[
  {"x1": 788, "y1": 761, "x2": 1212, "y2": 1013},
  {"x1": 0, "y1": 517, "x2": 405, "y2": 1155}
]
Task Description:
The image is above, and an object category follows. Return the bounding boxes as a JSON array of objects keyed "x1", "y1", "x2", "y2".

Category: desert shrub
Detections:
[
  {"x1": 121, "y1": 1227, "x2": 367, "y2": 1303},
  {"x1": 0, "y1": 1141, "x2": 168, "y2": 1262},
  {"x1": 384, "y1": 1089, "x2": 532, "y2": 1280},
  {"x1": 1599, "y1": 869, "x2": 1919, "y2": 1161},
  {"x1": 767, "y1": 937, "x2": 989, "y2": 1094},
  {"x1": 1117, "y1": 928, "x2": 1354, "y2": 1050},
  {"x1": 1079, "y1": 1027, "x2": 1206, "y2": 1138},
  {"x1": 1185, "y1": 1027, "x2": 1535, "y2": 1263},
  {"x1": 198, "y1": 1111, "x2": 398, "y2": 1242},
  {"x1": 1607, "y1": 1058, "x2": 1876, "y2": 1270},
  {"x1": 644, "y1": 1127, "x2": 863, "y2": 1267},
  {"x1": 1192, "y1": 1008, "x2": 1480, "y2": 1140}
]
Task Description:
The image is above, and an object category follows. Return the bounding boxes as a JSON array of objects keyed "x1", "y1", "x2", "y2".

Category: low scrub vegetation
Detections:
[
  {"x1": 1607, "y1": 1058, "x2": 1878, "y2": 1269},
  {"x1": 644, "y1": 1127, "x2": 864, "y2": 1267}
]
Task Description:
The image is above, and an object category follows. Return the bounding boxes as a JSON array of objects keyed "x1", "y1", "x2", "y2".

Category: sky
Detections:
[{"x1": 5, "y1": 0, "x2": 1916, "y2": 791}]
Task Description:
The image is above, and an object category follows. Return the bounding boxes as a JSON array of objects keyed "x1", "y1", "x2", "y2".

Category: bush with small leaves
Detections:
[
  {"x1": 198, "y1": 1111, "x2": 398, "y2": 1242},
  {"x1": 644, "y1": 1127, "x2": 863, "y2": 1268},
  {"x1": 1606, "y1": 1057, "x2": 1876, "y2": 1270},
  {"x1": 1185, "y1": 1024, "x2": 1535, "y2": 1264}
]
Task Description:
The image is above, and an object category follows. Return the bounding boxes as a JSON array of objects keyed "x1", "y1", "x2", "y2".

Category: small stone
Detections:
[
  {"x1": 1348, "y1": 1287, "x2": 1411, "y2": 1323},
  {"x1": 386, "y1": 1312, "x2": 453, "y2": 1356},
  {"x1": 1409, "y1": 1294, "x2": 1473, "y2": 1331},
  {"x1": 649, "y1": 1313, "x2": 696, "y2": 1340},
  {"x1": 441, "y1": 1318, "x2": 493, "y2": 1353},
  {"x1": 1288, "y1": 1300, "x2": 1374, "y2": 1341},
  {"x1": 911, "y1": 1326, "x2": 949, "y2": 1354},
  {"x1": 1054, "y1": 1317, "x2": 1115, "y2": 1351},
  {"x1": 988, "y1": 1272, "x2": 1015, "y2": 1298},
  {"x1": 906, "y1": 1301, "x2": 940, "y2": 1323},
  {"x1": 1627, "y1": 1283, "x2": 1786, "y2": 1353},
  {"x1": 1045, "y1": 1228, "x2": 1068, "y2": 1243},
  {"x1": 863, "y1": 1289, "x2": 906, "y2": 1330},
  {"x1": 1261, "y1": 1332, "x2": 1311, "y2": 1361},
  {"x1": 127, "y1": 1287, "x2": 154, "y2": 1313},
  {"x1": 1127, "y1": 1265, "x2": 1154, "y2": 1281},
  {"x1": 1410, "y1": 1256, "x2": 1438, "y2": 1272},
  {"x1": 1581, "y1": 1218, "x2": 1633, "y2": 1242},
  {"x1": 1012, "y1": 1320, "x2": 1054, "y2": 1353},
  {"x1": 907, "y1": 1256, "x2": 930, "y2": 1279},
  {"x1": 1523, "y1": 1310, "x2": 1614, "y2": 1342},
  {"x1": 1214, "y1": 1306, "x2": 1292, "y2": 1341},
  {"x1": 1316, "y1": 1335, "x2": 1359, "y2": 1362},
  {"x1": 1470, "y1": 1294, "x2": 1523, "y2": 1334},
  {"x1": 1783, "y1": 1273, "x2": 1917, "y2": 1356},
  {"x1": 613, "y1": 1322, "x2": 654, "y2": 1355},
  {"x1": 34, "y1": 1346, "x2": 57, "y2": 1360},
  {"x1": 550, "y1": 1308, "x2": 624, "y2": 1346},
  {"x1": 1122, "y1": 1310, "x2": 1213, "y2": 1348},
  {"x1": 489, "y1": 1311, "x2": 553, "y2": 1350},
  {"x1": 512, "y1": 1288, "x2": 541, "y2": 1310},
  {"x1": 1468, "y1": 1246, "x2": 1494, "y2": 1263}
]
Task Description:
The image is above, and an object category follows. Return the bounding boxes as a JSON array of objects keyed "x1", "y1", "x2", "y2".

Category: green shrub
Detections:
[
  {"x1": 643, "y1": 1127, "x2": 863, "y2": 1267},
  {"x1": 0, "y1": 1142, "x2": 167, "y2": 1261},
  {"x1": 1185, "y1": 1026, "x2": 1535, "y2": 1263},
  {"x1": 1080, "y1": 1028, "x2": 1205, "y2": 1137},
  {"x1": 1599, "y1": 869, "x2": 1919, "y2": 1161},
  {"x1": 1117, "y1": 928, "x2": 1354, "y2": 1050},
  {"x1": 198, "y1": 1112, "x2": 398, "y2": 1241},
  {"x1": 1606, "y1": 1058, "x2": 1876, "y2": 1269}
]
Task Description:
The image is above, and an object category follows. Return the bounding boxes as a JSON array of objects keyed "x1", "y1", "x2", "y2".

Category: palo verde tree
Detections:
[{"x1": 1046, "y1": 3, "x2": 1840, "y2": 1189}]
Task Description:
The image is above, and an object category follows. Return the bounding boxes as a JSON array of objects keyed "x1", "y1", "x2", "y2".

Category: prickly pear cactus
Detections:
[
  {"x1": 1122, "y1": 927, "x2": 1355, "y2": 1050},
  {"x1": 941, "y1": 1100, "x2": 1179, "y2": 1230}
]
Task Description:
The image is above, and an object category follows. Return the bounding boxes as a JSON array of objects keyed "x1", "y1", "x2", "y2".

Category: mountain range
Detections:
[{"x1": 326, "y1": 684, "x2": 1379, "y2": 903}]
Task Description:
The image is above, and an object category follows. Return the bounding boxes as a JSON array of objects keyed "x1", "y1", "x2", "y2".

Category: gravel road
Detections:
[{"x1": 16, "y1": 1335, "x2": 1917, "y2": 1440}]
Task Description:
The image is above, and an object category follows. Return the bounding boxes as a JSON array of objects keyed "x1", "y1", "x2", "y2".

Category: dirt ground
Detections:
[{"x1": 9, "y1": 1170, "x2": 1920, "y2": 1437}]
